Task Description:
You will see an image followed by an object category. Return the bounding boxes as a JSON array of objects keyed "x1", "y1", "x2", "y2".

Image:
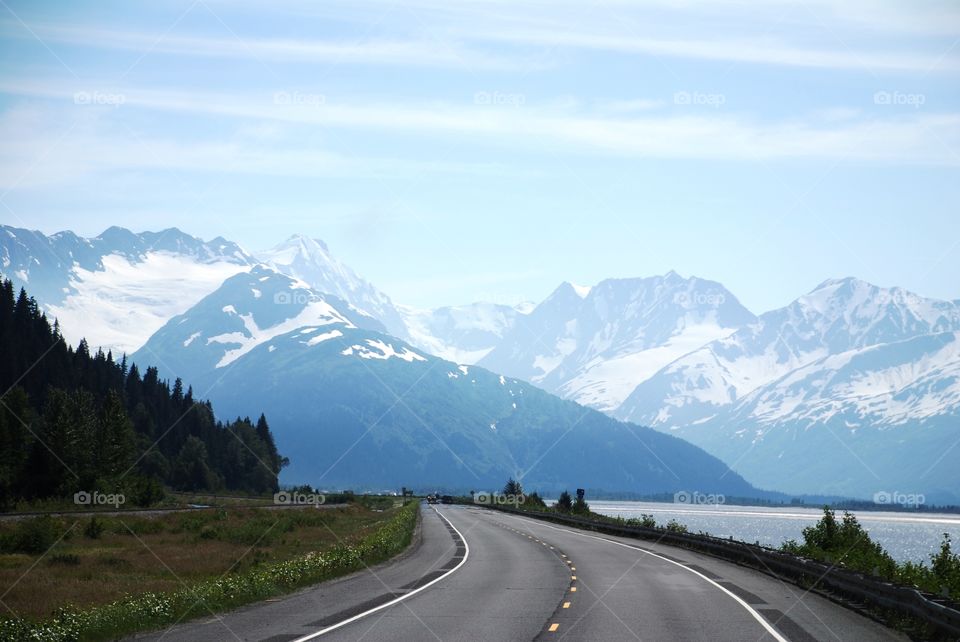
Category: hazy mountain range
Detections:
[
  {"x1": 130, "y1": 264, "x2": 758, "y2": 494},
  {"x1": 3, "y1": 224, "x2": 957, "y2": 501}
]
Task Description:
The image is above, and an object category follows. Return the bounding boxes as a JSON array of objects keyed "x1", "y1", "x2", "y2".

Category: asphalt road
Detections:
[{"x1": 134, "y1": 504, "x2": 907, "y2": 641}]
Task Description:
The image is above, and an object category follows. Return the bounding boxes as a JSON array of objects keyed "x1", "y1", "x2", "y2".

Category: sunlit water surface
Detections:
[{"x1": 589, "y1": 500, "x2": 960, "y2": 563}]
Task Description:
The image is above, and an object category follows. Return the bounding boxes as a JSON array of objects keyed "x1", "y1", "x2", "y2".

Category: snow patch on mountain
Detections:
[
  {"x1": 1, "y1": 225, "x2": 255, "y2": 355},
  {"x1": 341, "y1": 339, "x2": 427, "y2": 362},
  {"x1": 210, "y1": 296, "x2": 353, "y2": 368},
  {"x1": 399, "y1": 302, "x2": 524, "y2": 364},
  {"x1": 47, "y1": 252, "x2": 249, "y2": 355},
  {"x1": 306, "y1": 329, "x2": 344, "y2": 346},
  {"x1": 556, "y1": 322, "x2": 740, "y2": 411}
]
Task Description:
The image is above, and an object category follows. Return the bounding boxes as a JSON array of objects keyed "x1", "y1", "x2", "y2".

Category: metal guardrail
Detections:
[{"x1": 482, "y1": 505, "x2": 960, "y2": 639}]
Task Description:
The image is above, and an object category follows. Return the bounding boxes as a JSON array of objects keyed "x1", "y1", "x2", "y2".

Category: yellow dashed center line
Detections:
[
  {"x1": 571, "y1": 575, "x2": 577, "y2": 580},
  {"x1": 562, "y1": 602, "x2": 571, "y2": 609},
  {"x1": 570, "y1": 586, "x2": 577, "y2": 592},
  {"x1": 548, "y1": 623, "x2": 560, "y2": 632}
]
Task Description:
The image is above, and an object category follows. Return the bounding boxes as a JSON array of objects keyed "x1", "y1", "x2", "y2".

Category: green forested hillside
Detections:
[{"x1": 0, "y1": 277, "x2": 285, "y2": 508}]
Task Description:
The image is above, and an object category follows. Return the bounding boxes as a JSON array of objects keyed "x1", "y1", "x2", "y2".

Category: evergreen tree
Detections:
[
  {"x1": 502, "y1": 477, "x2": 523, "y2": 496},
  {"x1": 0, "y1": 275, "x2": 284, "y2": 504}
]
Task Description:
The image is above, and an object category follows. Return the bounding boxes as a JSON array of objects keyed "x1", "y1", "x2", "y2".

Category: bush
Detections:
[
  {"x1": 782, "y1": 508, "x2": 960, "y2": 601},
  {"x1": 781, "y1": 508, "x2": 897, "y2": 577},
  {"x1": 5, "y1": 516, "x2": 61, "y2": 554},
  {"x1": 84, "y1": 517, "x2": 105, "y2": 540},
  {"x1": 625, "y1": 514, "x2": 657, "y2": 529},
  {"x1": 571, "y1": 496, "x2": 590, "y2": 516},
  {"x1": 126, "y1": 476, "x2": 166, "y2": 507},
  {"x1": 665, "y1": 519, "x2": 688, "y2": 534}
]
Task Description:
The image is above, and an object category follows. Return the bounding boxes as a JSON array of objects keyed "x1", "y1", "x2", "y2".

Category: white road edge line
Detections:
[
  {"x1": 292, "y1": 506, "x2": 469, "y2": 641},
  {"x1": 502, "y1": 513, "x2": 790, "y2": 642}
]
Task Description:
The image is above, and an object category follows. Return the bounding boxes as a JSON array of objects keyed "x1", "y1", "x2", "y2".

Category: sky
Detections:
[{"x1": 1, "y1": 0, "x2": 959, "y2": 313}]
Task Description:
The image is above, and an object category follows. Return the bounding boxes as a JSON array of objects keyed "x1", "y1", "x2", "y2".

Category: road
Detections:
[{"x1": 135, "y1": 504, "x2": 907, "y2": 641}]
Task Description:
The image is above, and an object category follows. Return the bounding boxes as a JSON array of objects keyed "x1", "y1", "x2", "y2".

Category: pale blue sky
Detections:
[{"x1": 1, "y1": 0, "x2": 958, "y2": 313}]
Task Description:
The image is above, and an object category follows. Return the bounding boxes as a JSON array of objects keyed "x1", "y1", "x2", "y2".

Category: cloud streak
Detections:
[
  {"x1": 0, "y1": 20, "x2": 541, "y2": 72},
  {"x1": 2, "y1": 78, "x2": 958, "y2": 172}
]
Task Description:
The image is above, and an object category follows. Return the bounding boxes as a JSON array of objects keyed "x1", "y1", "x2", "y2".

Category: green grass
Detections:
[{"x1": 0, "y1": 501, "x2": 418, "y2": 641}]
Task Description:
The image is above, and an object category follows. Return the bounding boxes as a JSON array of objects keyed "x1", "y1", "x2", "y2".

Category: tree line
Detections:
[{"x1": 0, "y1": 277, "x2": 286, "y2": 508}]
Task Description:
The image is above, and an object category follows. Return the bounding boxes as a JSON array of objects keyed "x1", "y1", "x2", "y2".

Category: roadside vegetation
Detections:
[
  {"x1": 782, "y1": 507, "x2": 960, "y2": 600},
  {"x1": 0, "y1": 498, "x2": 417, "y2": 641},
  {"x1": 486, "y1": 479, "x2": 960, "y2": 601}
]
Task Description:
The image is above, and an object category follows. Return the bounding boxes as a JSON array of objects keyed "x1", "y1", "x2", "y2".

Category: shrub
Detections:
[
  {"x1": 6, "y1": 516, "x2": 61, "y2": 554},
  {"x1": 665, "y1": 519, "x2": 688, "y2": 534},
  {"x1": 625, "y1": 514, "x2": 657, "y2": 529},
  {"x1": 84, "y1": 517, "x2": 105, "y2": 540},
  {"x1": 781, "y1": 508, "x2": 897, "y2": 577}
]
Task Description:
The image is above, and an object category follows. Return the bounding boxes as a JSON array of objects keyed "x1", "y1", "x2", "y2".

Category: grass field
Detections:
[{"x1": 0, "y1": 500, "x2": 401, "y2": 621}]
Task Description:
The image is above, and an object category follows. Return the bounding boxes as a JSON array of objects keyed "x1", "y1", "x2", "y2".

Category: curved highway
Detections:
[{"x1": 136, "y1": 504, "x2": 906, "y2": 641}]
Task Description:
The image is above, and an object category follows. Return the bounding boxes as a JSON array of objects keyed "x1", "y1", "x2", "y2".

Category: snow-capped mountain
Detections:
[
  {"x1": 616, "y1": 277, "x2": 960, "y2": 502},
  {"x1": 132, "y1": 265, "x2": 760, "y2": 495},
  {"x1": 257, "y1": 234, "x2": 407, "y2": 338},
  {"x1": 131, "y1": 264, "x2": 390, "y2": 379},
  {"x1": 399, "y1": 302, "x2": 527, "y2": 364},
  {"x1": 1, "y1": 225, "x2": 253, "y2": 355},
  {"x1": 617, "y1": 277, "x2": 960, "y2": 427},
  {"x1": 480, "y1": 272, "x2": 755, "y2": 412}
]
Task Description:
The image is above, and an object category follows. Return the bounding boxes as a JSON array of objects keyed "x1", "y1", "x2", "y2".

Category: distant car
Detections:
[{"x1": 426, "y1": 494, "x2": 439, "y2": 504}]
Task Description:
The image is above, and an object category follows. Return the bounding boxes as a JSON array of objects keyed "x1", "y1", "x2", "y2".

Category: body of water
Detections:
[{"x1": 589, "y1": 500, "x2": 960, "y2": 564}]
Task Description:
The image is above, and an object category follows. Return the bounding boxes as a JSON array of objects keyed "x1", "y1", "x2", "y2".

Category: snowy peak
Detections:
[
  {"x1": 0, "y1": 225, "x2": 256, "y2": 354},
  {"x1": 617, "y1": 277, "x2": 960, "y2": 428},
  {"x1": 774, "y1": 277, "x2": 960, "y2": 354},
  {"x1": 479, "y1": 272, "x2": 754, "y2": 411},
  {"x1": 262, "y1": 234, "x2": 332, "y2": 267},
  {"x1": 569, "y1": 282, "x2": 592, "y2": 298},
  {"x1": 256, "y1": 234, "x2": 407, "y2": 338},
  {"x1": 131, "y1": 264, "x2": 413, "y2": 378}
]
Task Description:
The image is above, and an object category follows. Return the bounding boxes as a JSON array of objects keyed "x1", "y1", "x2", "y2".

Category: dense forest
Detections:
[{"x1": 0, "y1": 277, "x2": 286, "y2": 508}]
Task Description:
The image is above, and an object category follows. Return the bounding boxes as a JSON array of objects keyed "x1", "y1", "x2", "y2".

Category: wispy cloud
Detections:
[
  {"x1": 2, "y1": 78, "x2": 958, "y2": 169},
  {"x1": 0, "y1": 19, "x2": 540, "y2": 71},
  {"x1": 0, "y1": 103, "x2": 541, "y2": 189},
  {"x1": 470, "y1": 28, "x2": 960, "y2": 74}
]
